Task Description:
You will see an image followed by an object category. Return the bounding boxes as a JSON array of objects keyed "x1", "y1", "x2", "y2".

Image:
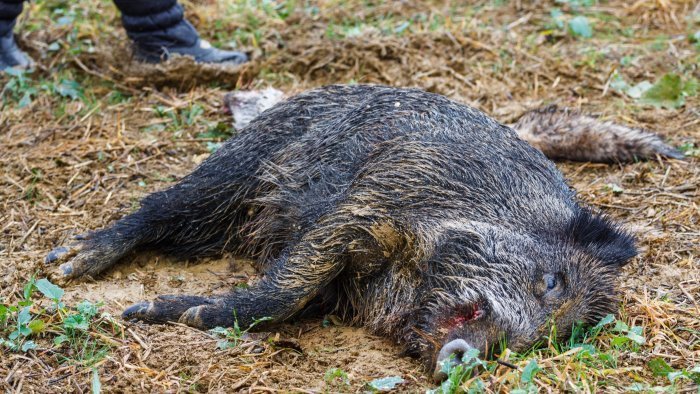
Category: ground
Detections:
[{"x1": 1, "y1": 0, "x2": 699, "y2": 393}]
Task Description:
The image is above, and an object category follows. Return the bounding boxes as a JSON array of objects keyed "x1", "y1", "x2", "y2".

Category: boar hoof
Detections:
[
  {"x1": 178, "y1": 305, "x2": 207, "y2": 328},
  {"x1": 45, "y1": 244, "x2": 79, "y2": 264},
  {"x1": 72, "y1": 233, "x2": 92, "y2": 241},
  {"x1": 45, "y1": 237, "x2": 134, "y2": 281},
  {"x1": 45, "y1": 232, "x2": 92, "y2": 265},
  {"x1": 48, "y1": 246, "x2": 103, "y2": 281},
  {"x1": 45, "y1": 243, "x2": 87, "y2": 283},
  {"x1": 45, "y1": 246, "x2": 70, "y2": 263},
  {"x1": 122, "y1": 294, "x2": 213, "y2": 324},
  {"x1": 122, "y1": 302, "x2": 153, "y2": 320},
  {"x1": 178, "y1": 301, "x2": 236, "y2": 329}
]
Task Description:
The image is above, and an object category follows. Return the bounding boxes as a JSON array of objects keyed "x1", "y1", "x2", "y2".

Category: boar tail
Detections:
[{"x1": 510, "y1": 105, "x2": 684, "y2": 163}]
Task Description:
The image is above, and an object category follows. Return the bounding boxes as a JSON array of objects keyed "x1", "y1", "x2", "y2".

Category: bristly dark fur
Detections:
[{"x1": 46, "y1": 84, "x2": 638, "y2": 375}]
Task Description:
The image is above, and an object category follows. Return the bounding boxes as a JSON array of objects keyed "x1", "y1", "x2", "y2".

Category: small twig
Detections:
[
  {"x1": 538, "y1": 346, "x2": 584, "y2": 364},
  {"x1": 496, "y1": 359, "x2": 518, "y2": 370},
  {"x1": 167, "y1": 321, "x2": 218, "y2": 339},
  {"x1": 127, "y1": 328, "x2": 149, "y2": 350},
  {"x1": 15, "y1": 219, "x2": 40, "y2": 250},
  {"x1": 678, "y1": 281, "x2": 700, "y2": 315},
  {"x1": 247, "y1": 386, "x2": 277, "y2": 393}
]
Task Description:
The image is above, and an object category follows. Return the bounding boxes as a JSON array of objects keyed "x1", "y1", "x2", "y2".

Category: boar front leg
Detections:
[{"x1": 122, "y1": 228, "x2": 348, "y2": 329}]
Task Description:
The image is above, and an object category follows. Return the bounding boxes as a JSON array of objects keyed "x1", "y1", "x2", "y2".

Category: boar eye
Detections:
[{"x1": 544, "y1": 274, "x2": 558, "y2": 292}]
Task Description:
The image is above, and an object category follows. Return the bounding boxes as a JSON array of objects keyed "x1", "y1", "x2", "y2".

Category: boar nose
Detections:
[{"x1": 432, "y1": 339, "x2": 473, "y2": 383}]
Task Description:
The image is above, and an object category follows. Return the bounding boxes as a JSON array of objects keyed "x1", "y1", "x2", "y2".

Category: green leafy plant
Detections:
[
  {"x1": 0, "y1": 276, "x2": 40, "y2": 352},
  {"x1": 690, "y1": 31, "x2": 700, "y2": 50},
  {"x1": 550, "y1": 9, "x2": 566, "y2": 29},
  {"x1": 510, "y1": 360, "x2": 541, "y2": 394},
  {"x1": 49, "y1": 79, "x2": 84, "y2": 100},
  {"x1": 152, "y1": 103, "x2": 208, "y2": 137},
  {"x1": 603, "y1": 183, "x2": 624, "y2": 196},
  {"x1": 181, "y1": 104, "x2": 205, "y2": 127},
  {"x1": 209, "y1": 313, "x2": 272, "y2": 350},
  {"x1": 36, "y1": 278, "x2": 65, "y2": 308},
  {"x1": 428, "y1": 347, "x2": 487, "y2": 394},
  {"x1": 677, "y1": 142, "x2": 700, "y2": 158},
  {"x1": 568, "y1": 16, "x2": 593, "y2": 38},
  {"x1": 206, "y1": 142, "x2": 224, "y2": 153},
  {"x1": 647, "y1": 358, "x2": 700, "y2": 385},
  {"x1": 612, "y1": 72, "x2": 697, "y2": 109},
  {"x1": 1, "y1": 68, "x2": 86, "y2": 109},
  {"x1": 324, "y1": 367, "x2": 350, "y2": 387},
  {"x1": 640, "y1": 74, "x2": 697, "y2": 109},
  {"x1": 196, "y1": 122, "x2": 235, "y2": 140},
  {"x1": 608, "y1": 319, "x2": 646, "y2": 349},
  {"x1": 555, "y1": 0, "x2": 595, "y2": 8},
  {"x1": 1, "y1": 68, "x2": 38, "y2": 108},
  {"x1": 0, "y1": 278, "x2": 117, "y2": 366},
  {"x1": 367, "y1": 376, "x2": 405, "y2": 392},
  {"x1": 546, "y1": 7, "x2": 593, "y2": 39}
]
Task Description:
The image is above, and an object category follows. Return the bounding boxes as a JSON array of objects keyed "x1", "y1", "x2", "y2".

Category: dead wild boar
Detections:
[{"x1": 46, "y1": 84, "x2": 678, "y2": 381}]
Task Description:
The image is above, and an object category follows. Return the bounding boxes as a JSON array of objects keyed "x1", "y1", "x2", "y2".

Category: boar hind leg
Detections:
[{"x1": 123, "y1": 229, "x2": 347, "y2": 329}]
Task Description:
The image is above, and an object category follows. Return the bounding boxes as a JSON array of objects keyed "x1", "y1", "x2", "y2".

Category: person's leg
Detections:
[
  {"x1": 112, "y1": 0, "x2": 247, "y2": 65},
  {"x1": 0, "y1": 0, "x2": 33, "y2": 70},
  {"x1": 0, "y1": 0, "x2": 22, "y2": 37}
]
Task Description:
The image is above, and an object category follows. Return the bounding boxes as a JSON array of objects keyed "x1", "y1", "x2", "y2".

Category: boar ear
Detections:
[{"x1": 567, "y1": 209, "x2": 637, "y2": 267}]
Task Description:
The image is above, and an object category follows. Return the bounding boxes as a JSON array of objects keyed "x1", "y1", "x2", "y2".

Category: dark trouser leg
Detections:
[
  {"x1": 0, "y1": 0, "x2": 23, "y2": 37},
  {"x1": 111, "y1": 0, "x2": 198, "y2": 49},
  {"x1": 111, "y1": 0, "x2": 247, "y2": 65}
]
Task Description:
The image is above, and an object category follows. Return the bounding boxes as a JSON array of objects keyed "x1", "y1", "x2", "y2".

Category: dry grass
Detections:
[{"x1": 1, "y1": 0, "x2": 698, "y2": 392}]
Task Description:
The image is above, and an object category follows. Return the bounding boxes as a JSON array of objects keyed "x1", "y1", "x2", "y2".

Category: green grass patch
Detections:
[{"x1": 424, "y1": 314, "x2": 671, "y2": 393}]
